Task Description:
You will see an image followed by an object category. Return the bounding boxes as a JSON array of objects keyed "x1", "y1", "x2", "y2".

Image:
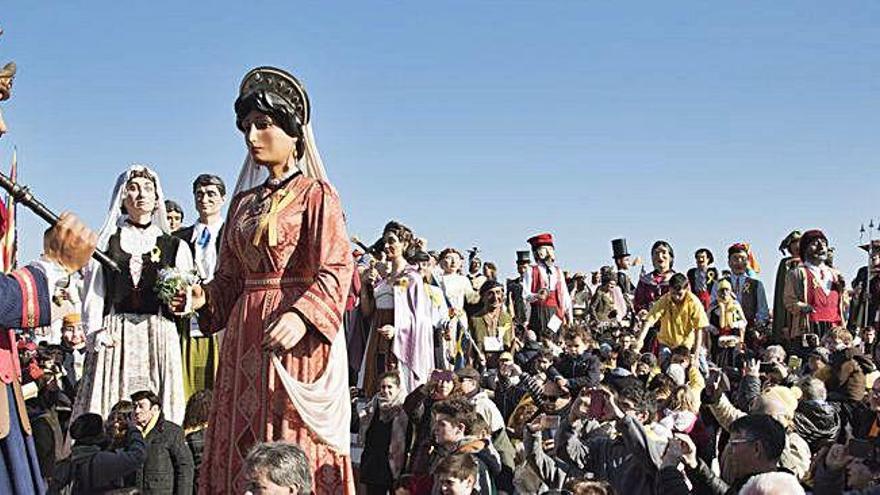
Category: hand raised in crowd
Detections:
[
  {"x1": 43, "y1": 212, "x2": 98, "y2": 273},
  {"x1": 703, "y1": 367, "x2": 730, "y2": 405},
  {"x1": 263, "y1": 311, "x2": 307, "y2": 354},
  {"x1": 744, "y1": 358, "x2": 760, "y2": 378}
]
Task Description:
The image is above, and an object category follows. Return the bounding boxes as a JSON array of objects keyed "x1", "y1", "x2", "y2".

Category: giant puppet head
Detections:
[
  {"x1": 651, "y1": 240, "x2": 674, "y2": 273},
  {"x1": 799, "y1": 229, "x2": 829, "y2": 266},
  {"x1": 527, "y1": 233, "x2": 556, "y2": 264}
]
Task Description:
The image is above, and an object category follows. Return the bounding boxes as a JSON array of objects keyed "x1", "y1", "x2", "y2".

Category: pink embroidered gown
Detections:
[{"x1": 198, "y1": 173, "x2": 354, "y2": 494}]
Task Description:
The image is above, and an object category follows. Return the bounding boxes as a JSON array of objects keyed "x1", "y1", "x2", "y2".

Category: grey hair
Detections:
[
  {"x1": 798, "y1": 377, "x2": 827, "y2": 401},
  {"x1": 243, "y1": 441, "x2": 312, "y2": 494},
  {"x1": 764, "y1": 345, "x2": 786, "y2": 363},
  {"x1": 738, "y1": 471, "x2": 804, "y2": 495}
]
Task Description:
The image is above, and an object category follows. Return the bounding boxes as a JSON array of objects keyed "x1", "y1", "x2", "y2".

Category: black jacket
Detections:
[
  {"x1": 50, "y1": 429, "x2": 147, "y2": 494},
  {"x1": 185, "y1": 428, "x2": 206, "y2": 494},
  {"x1": 134, "y1": 417, "x2": 194, "y2": 495},
  {"x1": 548, "y1": 351, "x2": 602, "y2": 393}
]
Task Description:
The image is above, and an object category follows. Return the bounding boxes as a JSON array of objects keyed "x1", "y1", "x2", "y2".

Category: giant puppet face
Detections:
[
  {"x1": 652, "y1": 244, "x2": 673, "y2": 273},
  {"x1": 440, "y1": 250, "x2": 462, "y2": 275},
  {"x1": 695, "y1": 251, "x2": 710, "y2": 269},
  {"x1": 803, "y1": 237, "x2": 829, "y2": 265},
  {"x1": 728, "y1": 250, "x2": 749, "y2": 275},
  {"x1": 122, "y1": 176, "x2": 158, "y2": 218},
  {"x1": 535, "y1": 245, "x2": 556, "y2": 264}
]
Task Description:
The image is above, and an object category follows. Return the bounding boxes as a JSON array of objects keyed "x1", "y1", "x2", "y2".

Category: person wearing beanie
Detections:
[
  {"x1": 469, "y1": 280, "x2": 514, "y2": 370},
  {"x1": 50, "y1": 412, "x2": 147, "y2": 493},
  {"x1": 783, "y1": 229, "x2": 846, "y2": 345}
]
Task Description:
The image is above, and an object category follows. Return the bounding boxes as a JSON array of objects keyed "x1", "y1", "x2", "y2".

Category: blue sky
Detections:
[{"x1": 2, "y1": 2, "x2": 880, "y2": 293}]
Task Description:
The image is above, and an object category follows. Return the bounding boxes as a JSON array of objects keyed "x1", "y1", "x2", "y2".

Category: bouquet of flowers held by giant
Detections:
[{"x1": 155, "y1": 267, "x2": 200, "y2": 316}]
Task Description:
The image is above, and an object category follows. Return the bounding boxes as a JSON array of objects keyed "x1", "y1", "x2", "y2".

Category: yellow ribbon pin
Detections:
[{"x1": 253, "y1": 190, "x2": 298, "y2": 247}]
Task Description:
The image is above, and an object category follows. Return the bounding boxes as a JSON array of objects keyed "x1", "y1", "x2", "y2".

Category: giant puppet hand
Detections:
[
  {"x1": 43, "y1": 212, "x2": 98, "y2": 273},
  {"x1": 263, "y1": 310, "x2": 307, "y2": 354}
]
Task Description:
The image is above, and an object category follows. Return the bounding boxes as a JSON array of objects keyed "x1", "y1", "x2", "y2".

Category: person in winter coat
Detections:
[
  {"x1": 792, "y1": 377, "x2": 840, "y2": 452},
  {"x1": 182, "y1": 390, "x2": 211, "y2": 495},
  {"x1": 658, "y1": 414, "x2": 792, "y2": 495},
  {"x1": 130, "y1": 390, "x2": 194, "y2": 494},
  {"x1": 548, "y1": 330, "x2": 602, "y2": 395},
  {"x1": 49, "y1": 412, "x2": 147, "y2": 494},
  {"x1": 357, "y1": 371, "x2": 411, "y2": 495},
  {"x1": 703, "y1": 363, "x2": 812, "y2": 479},
  {"x1": 455, "y1": 367, "x2": 515, "y2": 474},
  {"x1": 531, "y1": 385, "x2": 670, "y2": 495},
  {"x1": 427, "y1": 399, "x2": 499, "y2": 495}
]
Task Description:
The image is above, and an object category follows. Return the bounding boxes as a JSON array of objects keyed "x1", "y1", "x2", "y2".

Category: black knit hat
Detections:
[{"x1": 70, "y1": 413, "x2": 105, "y2": 441}]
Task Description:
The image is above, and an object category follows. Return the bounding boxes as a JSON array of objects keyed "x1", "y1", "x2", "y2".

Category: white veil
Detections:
[
  {"x1": 95, "y1": 164, "x2": 171, "y2": 250},
  {"x1": 83, "y1": 165, "x2": 170, "y2": 335}
]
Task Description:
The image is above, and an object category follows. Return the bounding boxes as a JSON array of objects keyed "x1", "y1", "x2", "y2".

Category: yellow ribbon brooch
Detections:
[
  {"x1": 253, "y1": 190, "x2": 298, "y2": 247},
  {"x1": 150, "y1": 246, "x2": 162, "y2": 263}
]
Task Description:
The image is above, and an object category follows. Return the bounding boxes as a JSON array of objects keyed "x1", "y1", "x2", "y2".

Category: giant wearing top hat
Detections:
[
  {"x1": 521, "y1": 233, "x2": 572, "y2": 337},
  {"x1": 611, "y1": 238, "x2": 635, "y2": 296},
  {"x1": 506, "y1": 250, "x2": 531, "y2": 326}
]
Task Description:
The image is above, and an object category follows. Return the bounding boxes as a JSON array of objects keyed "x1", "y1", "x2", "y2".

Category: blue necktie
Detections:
[{"x1": 198, "y1": 228, "x2": 211, "y2": 249}]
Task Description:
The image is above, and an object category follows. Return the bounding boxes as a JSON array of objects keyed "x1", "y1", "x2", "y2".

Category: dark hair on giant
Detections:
[
  {"x1": 130, "y1": 390, "x2": 161, "y2": 408},
  {"x1": 234, "y1": 90, "x2": 305, "y2": 158},
  {"x1": 651, "y1": 240, "x2": 675, "y2": 266},
  {"x1": 434, "y1": 453, "x2": 479, "y2": 483},
  {"x1": 669, "y1": 273, "x2": 688, "y2": 290},
  {"x1": 164, "y1": 199, "x2": 184, "y2": 216},
  {"x1": 192, "y1": 174, "x2": 226, "y2": 197},
  {"x1": 729, "y1": 414, "x2": 787, "y2": 461},
  {"x1": 183, "y1": 389, "x2": 213, "y2": 430},
  {"x1": 382, "y1": 220, "x2": 416, "y2": 262},
  {"x1": 694, "y1": 248, "x2": 714, "y2": 264}
]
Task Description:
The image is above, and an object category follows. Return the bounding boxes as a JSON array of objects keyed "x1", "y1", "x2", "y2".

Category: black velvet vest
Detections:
[{"x1": 103, "y1": 228, "x2": 181, "y2": 318}]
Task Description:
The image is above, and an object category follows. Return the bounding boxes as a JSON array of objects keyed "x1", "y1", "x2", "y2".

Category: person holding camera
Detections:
[{"x1": 50, "y1": 412, "x2": 147, "y2": 494}]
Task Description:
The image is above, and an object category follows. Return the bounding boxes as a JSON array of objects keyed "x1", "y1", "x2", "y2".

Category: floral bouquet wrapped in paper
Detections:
[{"x1": 155, "y1": 267, "x2": 200, "y2": 316}]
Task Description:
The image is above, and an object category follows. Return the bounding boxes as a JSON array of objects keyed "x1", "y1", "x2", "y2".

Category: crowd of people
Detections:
[
  {"x1": 336, "y1": 226, "x2": 880, "y2": 495},
  {"x1": 0, "y1": 35, "x2": 878, "y2": 495}
]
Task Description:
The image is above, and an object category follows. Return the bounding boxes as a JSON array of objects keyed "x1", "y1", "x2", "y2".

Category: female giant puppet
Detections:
[
  {"x1": 187, "y1": 67, "x2": 354, "y2": 494},
  {"x1": 76, "y1": 165, "x2": 192, "y2": 424}
]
